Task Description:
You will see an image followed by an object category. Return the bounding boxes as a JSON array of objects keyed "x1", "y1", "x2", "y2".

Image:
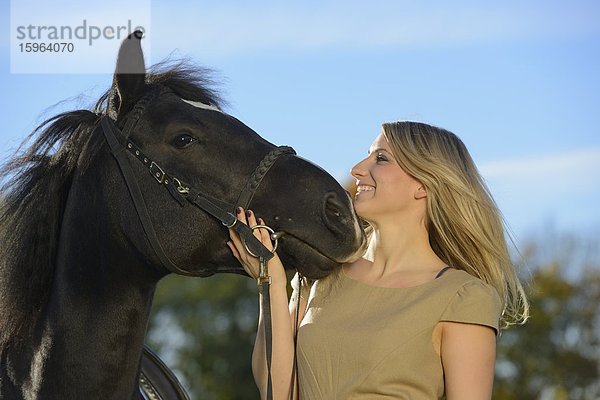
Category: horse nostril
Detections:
[
  {"x1": 322, "y1": 192, "x2": 348, "y2": 234},
  {"x1": 327, "y1": 205, "x2": 341, "y2": 218}
]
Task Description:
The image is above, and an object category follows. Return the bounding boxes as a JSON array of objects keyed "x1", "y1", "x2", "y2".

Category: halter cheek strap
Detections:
[{"x1": 100, "y1": 116, "x2": 190, "y2": 275}]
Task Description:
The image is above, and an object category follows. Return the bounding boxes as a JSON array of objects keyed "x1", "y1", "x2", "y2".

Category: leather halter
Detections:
[
  {"x1": 99, "y1": 86, "x2": 295, "y2": 275},
  {"x1": 101, "y1": 86, "x2": 290, "y2": 400}
]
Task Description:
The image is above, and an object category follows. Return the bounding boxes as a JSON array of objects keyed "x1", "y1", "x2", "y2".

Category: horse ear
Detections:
[{"x1": 109, "y1": 30, "x2": 146, "y2": 121}]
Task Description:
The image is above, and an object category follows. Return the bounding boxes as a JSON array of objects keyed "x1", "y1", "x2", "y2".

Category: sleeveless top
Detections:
[{"x1": 291, "y1": 268, "x2": 502, "y2": 399}]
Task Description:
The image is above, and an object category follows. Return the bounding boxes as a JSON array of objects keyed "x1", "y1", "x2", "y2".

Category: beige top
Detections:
[{"x1": 292, "y1": 268, "x2": 502, "y2": 400}]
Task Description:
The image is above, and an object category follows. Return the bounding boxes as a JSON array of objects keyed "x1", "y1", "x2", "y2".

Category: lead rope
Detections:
[
  {"x1": 242, "y1": 227, "x2": 278, "y2": 400},
  {"x1": 257, "y1": 256, "x2": 274, "y2": 400},
  {"x1": 249, "y1": 242, "x2": 302, "y2": 400},
  {"x1": 289, "y1": 273, "x2": 302, "y2": 400}
]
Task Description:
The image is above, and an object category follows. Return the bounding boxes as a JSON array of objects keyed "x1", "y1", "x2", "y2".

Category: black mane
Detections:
[{"x1": 0, "y1": 62, "x2": 223, "y2": 347}]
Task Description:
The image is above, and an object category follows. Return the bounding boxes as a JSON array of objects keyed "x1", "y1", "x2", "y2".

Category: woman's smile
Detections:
[{"x1": 355, "y1": 183, "x2": 375, "y2": 195}]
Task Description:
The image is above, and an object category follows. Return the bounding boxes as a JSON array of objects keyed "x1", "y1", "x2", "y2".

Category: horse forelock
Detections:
[
  {"x1": 146, "y1": 60, "x2": 225, "y2": 109},
  {"x1": 97, "y1": 61, "x2": 225, "y2": 139}
]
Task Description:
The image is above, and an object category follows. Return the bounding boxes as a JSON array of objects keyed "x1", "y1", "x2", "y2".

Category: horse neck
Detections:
[{"x1": 19, "y1": 158, "x2": 162, "y2": 400}]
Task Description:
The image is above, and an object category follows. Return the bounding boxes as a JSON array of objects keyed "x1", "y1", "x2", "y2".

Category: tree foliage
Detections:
[
  {"x1": 493, "y1": 233, "x2": 600, "y2": 399},
  {"x1": 147, "y1": 273, "x2": 260, "y2": 399}
]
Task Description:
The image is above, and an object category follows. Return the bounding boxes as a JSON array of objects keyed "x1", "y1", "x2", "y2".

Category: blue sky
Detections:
[{"x1": 1, "y1": 0, "x2": 599, "y2": 243}]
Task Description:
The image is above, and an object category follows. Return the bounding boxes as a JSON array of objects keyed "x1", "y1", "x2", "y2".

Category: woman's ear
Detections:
[{"x1": 415, "y1": 185, "x2": 427, "y2": 199}]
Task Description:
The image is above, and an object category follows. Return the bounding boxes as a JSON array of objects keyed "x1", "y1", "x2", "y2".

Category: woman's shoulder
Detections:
[
  {"x1": 440, "y1": 267, "x2": 484, "y2": 286},
  {"x1": 439, "y1": 269, "x2": 503, "y2": 333},
  {"x1": 441, "y1": 269, "x2": 501, "y2": 304}
]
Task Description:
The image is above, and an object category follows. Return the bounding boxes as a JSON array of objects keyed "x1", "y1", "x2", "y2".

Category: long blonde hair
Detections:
[{"x1": 381, "y1": 121, "x2": 529, "y2": 328}]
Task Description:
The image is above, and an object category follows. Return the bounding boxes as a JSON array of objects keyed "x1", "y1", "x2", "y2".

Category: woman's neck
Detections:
[{"x1": 368, "y1": 215, "x2": 444, "y2": 278}]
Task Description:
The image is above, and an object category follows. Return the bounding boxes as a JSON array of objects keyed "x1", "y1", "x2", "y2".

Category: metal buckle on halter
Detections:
[
  {"x1": 257, "y1": 274, "x2": 272, "y2": 285},
  {"x1": 222, "y1": 212, "x2": 237, "y2": 228},
  {"x1": 149, "y1": 162, "x2": 166, "y2": 183},
  {"x1": 243, "y1": 225, "x2": 279, "y2": 257},
  {"x1": 257, "y1": 256, "x2": 272, "y2": 286},
  {"x1": 172, "y1": 177, "x2": 189, "y2": 194},
  {"x1": 241, "y1": 224, "x2": 279, "y2": 286}
]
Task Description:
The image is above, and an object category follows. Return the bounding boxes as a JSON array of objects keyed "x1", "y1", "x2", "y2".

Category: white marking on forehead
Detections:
[{"x1": 181, "y1": 98, "x2": 223, "y2": 113}]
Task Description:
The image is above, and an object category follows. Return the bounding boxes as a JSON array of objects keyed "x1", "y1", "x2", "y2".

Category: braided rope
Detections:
[{"x1": 236, "y1": 146, "x2": 296, "y2": 209}]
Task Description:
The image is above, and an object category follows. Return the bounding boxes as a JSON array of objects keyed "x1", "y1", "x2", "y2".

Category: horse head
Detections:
[{"x1": 105, "y1": 32, "x2": 366, "y2": 279}]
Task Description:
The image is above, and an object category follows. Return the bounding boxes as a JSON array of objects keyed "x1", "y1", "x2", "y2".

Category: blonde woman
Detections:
[{"x1": 228, "y1": 121, "x2": 529, "y2": 399}]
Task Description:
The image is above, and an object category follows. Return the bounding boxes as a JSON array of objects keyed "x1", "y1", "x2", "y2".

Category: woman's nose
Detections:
[{"x1": 350, "y1": 158, "x2": 368, "y2": 179}]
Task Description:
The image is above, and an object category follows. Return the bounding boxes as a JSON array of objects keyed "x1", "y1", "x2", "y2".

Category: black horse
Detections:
[{"x1": 0, "y1": 33, "x2": 366, "y2": 399}]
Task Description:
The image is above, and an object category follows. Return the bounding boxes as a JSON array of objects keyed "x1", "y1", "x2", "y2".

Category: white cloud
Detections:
[
  {"x1": 479, "y1": 148, "x2": 600, "y2": 236},
  {"x1": 479, "y1": 147, "x2": 600, "y2": 205},
  {"x1": 480, "y1": 148, "x2": 600, "y2": 182}
]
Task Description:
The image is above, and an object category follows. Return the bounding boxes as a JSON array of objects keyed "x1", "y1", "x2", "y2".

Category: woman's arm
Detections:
[
  {"x1": 440, "y1": 322, "x2": 497, "y2": 400},
  {"x1": 227, "y1": 209, "x2": 296, "y2": 400},
  {"x1": 251, "y1": 272, "x2": 295, "y2": 400}
]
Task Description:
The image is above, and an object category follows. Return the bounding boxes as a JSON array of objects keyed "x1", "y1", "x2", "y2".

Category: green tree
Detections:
[
  {"x1": 494, "y1": 233, "x2": 600, "y2": 399},
  {"x1": 147, "y1": 273, "x2": 260, "y2": 400}
]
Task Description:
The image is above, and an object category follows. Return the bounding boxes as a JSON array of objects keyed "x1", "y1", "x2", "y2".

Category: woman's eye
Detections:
[
  {"x1": 171, "y1": 134, "x2": 197, "y2": 149},
  {"x1": 376, "y1": 153, "x2": 387, "y2": 162}
]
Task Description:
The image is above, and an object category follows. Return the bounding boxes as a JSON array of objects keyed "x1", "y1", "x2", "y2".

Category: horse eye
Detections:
[{"x1": 171, "y1": 134, "x2": 197, "y2": 149}]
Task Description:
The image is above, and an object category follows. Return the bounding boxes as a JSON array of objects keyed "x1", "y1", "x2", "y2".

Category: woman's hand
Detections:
[{"x1": 227, "y1": 207, "x2": 287, "y2": 286}]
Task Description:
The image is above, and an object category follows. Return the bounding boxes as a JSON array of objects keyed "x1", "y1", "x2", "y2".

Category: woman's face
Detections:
[{"x1": 350, "y1": 132, "x2": 425, "y2": 223}]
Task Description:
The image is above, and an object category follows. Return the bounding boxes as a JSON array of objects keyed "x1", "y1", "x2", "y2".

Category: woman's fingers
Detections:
[
  {"x1": 228, "y1": 226, "x2": 244, "y2": 252},
  {"x1": 226, "y1": 240, "x2": 241, "y2": 260},
  {"x1": 228, "y1": 207, "x2": 246, "y2": 247},
  {"x1": 257, "y1": 218, "x2": 274, "y2": 251},
  {"x1": 246, "y1": 210, "x2": 264, "y2": 245},
  {"x1": 227, "y1": 240, "x2": 257, "y2": 277},
  {"x1": 227, "y1": 208, "x2": 289, "y2": 286},
  {"x1": 228, "y1": 207, "x2": 277, "y2": 279},
  {"x1": 233, "y1": 209, "x2": 274, "y2": 254}
]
